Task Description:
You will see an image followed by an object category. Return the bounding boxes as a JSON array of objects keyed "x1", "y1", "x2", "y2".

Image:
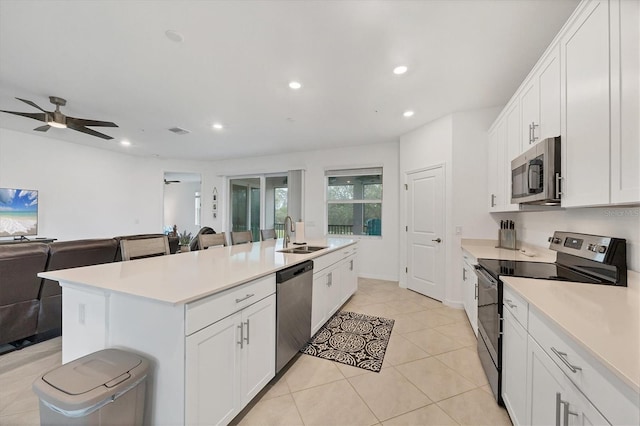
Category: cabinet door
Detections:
[
  {"x1": 521, "y1": 79, "x2": 540, "y2": 149},
  {"x1": 538, "y1": 46, "x2": 561, "y2": 140},
  {"x1": 504, "y1": 102, "x2": 521, "y2": 211},
  {"x1": 325, "y1": 267, "x2": 342, "y2": 318},
  {"x1": 502, "y1": 309, "x2": 528, "y2": 426},
  {"x1": 610, "y1": 0, "x2": 640, "y2": 203},
  {"x1": 241, "y1": 294, "x2": 276, "y2": 405},
  {"x1": 487, "y1": 127, "x2": 501, "y2": 211},
  {"x1": 527, "y1": 336, "x2": 571, "y2": 426},
  {"x1": 561, "y1": 0, "x2": 611, "y2": 207},
  {"x1": 311, "y1": 270, "x2": 328, "y2": 335},
  {"x1": 186, "y1": 312, "x2": 242, "y2": 426},
  {"x1": 340, "y1": 255, "x2": 358, "y2": 305}
]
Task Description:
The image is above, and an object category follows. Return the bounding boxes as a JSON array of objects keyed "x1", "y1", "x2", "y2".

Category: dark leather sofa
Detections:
[{"x1": 0, "y1": 233, "x2": 180, "y2": 349}]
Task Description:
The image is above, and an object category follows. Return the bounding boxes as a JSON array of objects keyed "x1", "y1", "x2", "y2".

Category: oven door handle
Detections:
[{"x1": 474, "y1": 265, "x2": 498, "y2": 287}]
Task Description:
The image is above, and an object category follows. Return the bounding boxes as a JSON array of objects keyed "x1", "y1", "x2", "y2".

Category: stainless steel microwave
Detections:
[{"x1": 511, "y1": 136, "x2": 561, "y2": 205}]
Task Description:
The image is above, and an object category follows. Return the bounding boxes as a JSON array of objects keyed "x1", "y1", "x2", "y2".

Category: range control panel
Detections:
[{"x1": 548, "y1": 231, "x2": 615, "y2": 263}]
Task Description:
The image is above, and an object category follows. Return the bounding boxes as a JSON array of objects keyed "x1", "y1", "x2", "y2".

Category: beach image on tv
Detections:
[{"x1": 0, "y1": 188, "x2": 38, "y2": 237}]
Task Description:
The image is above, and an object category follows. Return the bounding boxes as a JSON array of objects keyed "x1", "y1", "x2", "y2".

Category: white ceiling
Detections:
[{"x1": 0, "y1": 0, "x2": 579, "y2": 161}]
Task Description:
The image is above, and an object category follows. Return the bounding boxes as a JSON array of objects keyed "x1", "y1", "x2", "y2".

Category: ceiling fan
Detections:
[{"x1": 0, "y1": 96, "x2": 118, "y2": 140}]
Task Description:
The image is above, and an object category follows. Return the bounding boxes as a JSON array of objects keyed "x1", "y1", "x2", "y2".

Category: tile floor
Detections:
[{"x1": 0, "y1": 278, "x2": 512, "y2": 426}]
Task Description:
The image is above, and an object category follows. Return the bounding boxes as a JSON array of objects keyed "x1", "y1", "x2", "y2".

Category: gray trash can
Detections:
[{"x1": 33, "y1": 348, "x2": 150, "y2": 425}]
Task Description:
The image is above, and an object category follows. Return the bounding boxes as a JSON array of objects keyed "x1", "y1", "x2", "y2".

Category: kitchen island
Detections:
[{"x1": 39, "y1": 238, "x2": 357, "y2": 425}]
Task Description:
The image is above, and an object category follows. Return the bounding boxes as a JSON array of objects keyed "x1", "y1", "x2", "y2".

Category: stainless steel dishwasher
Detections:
[{"x1": 275, "y1": 260, "x2": 313, "y2": 373}]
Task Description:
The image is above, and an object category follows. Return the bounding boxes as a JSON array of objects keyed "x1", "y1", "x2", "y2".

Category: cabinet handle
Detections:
[
  {"x1": 327, "y1": 272, "x2": 332, "y2": 287},
  {"x1": 551, "y1": 347, "x2": 582, "y2": 373},
  {"x1": 531, "y1": 122, "x2": 539, "y2": 142},
  {"x1": 491, "y1": 193, "x2": 496, "y2": 207},
  {"x1": 498, "y1": 316, "x2": 503, "y2": 335},
  {"x1": 350, "y1": 260, "x2": 353, "y2": 271},
  {"x1": 463, "y1": 268, "x2": 467, "y2": 281},
  {"x1": 237, "y1": 324, "x2": 244, "y2": 349},
  {"x1": 235, "y1": 293, "x2": 255, "y2": 303},
  {"x1": 529, "y1": 123, "x2": 533, "y2": 144},
  {"x1": 555, "y1": 173, "x2": 563, "y2": 199},
  {"x1": 475, "y1": 283, "x2": 478, "y2": 300},
  {"x1": 504, "y1": 299, "x2": 517, "y2": 309},
  {"x1": 244, "y1": 319, "x2": 250, "y2": 345}
]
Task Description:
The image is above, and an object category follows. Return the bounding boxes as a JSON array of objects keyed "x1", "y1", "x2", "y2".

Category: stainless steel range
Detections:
[{"x1": 475, "y1": 231, "x2": 628, "y2": 404}]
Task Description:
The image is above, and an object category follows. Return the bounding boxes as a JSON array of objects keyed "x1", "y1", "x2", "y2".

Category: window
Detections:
[{"x1": 326, "y1": 167, "x2": 382, "y2": 236}]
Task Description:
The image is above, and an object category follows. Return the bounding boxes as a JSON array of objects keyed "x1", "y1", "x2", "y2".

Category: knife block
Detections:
[{"x1": 499, "y1": 229, "x2": 517, "y2": 250}]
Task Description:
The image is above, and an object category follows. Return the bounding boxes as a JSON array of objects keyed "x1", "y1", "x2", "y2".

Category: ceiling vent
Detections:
[{"x1": 168, "y1": 127, "x2": 190, "y2": 135}]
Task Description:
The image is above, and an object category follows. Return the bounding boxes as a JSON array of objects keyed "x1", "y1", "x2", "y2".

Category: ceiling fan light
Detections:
[{"x1": 48, "y1": 120, "x2": 67, "y2": 129}]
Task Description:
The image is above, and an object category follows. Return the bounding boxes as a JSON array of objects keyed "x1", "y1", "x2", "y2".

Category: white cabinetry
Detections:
[
  {"x1": 521, "y1": 46, "x2": 561, "y2": 149},
  {"x1": 501, "y1": 287, "x2": 528, "y2": 426},
  {"x1": 487, "y1": 127, "x2": 501, "y2": 211},
  {"x1": 461, "y1": 250, "x2": 477, "y2": 336},
  {"x1": 487, "y1": 105, "x2": 519, "y2": 212},
  {"x1": 500, "y1": 283, "x2": 639, "y2": 426},
  {"x1": 185, "y1": 290, "x2": 276, "y2": 425},
  {"x1": 610, "y1": 0, "x2": 640, "y2": 203},
  {"x1": 311, "y1": 243, "x2": 358, "y2": 335},
  {"x1": 560, "y1": 0, "x2": 611, "y2": 207}
]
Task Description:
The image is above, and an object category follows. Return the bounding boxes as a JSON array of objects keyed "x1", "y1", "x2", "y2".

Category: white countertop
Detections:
[
  {"x1": 502, "y1": 274, "x2": 640, "y2": 393},
  {"x1": 39, "y1": 238, "x2": 355, "y2": 305},
  {"x1": 461, "y1": 239, "x2": 556, "y2": 263}
]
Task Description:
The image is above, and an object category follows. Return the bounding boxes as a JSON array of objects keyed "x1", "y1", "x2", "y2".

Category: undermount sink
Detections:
[{"x1": 278, "y1": 245, "x2": 327, "y2": 254}]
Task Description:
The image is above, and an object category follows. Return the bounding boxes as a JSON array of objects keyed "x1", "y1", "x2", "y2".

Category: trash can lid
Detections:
[{"x1": 42, "y1": 348, "x2": 143, "y2": 395}]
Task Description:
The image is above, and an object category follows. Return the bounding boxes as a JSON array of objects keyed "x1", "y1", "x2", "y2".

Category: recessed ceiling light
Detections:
[
  {"x1": 165, "y1": 30, "x2": 184, "y2": 43},
  {"x1": 289, "y1": 81, "x2": 302, "y2": 90},
  {"x1": 120, "y1": 140, "x2": 131, "y2": 146},
  {"x1": 403, "y1": 110, "x2": 415, "y2": 118},
  {"x1": 393, "y1": 65, "x2": 408, "y2": 75},
  {"x1": 212, "y1": 123, "x2": 223, "y2": 130}
]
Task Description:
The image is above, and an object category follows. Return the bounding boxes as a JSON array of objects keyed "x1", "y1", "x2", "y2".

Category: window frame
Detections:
[{"x1": 325, "y1": 167, "x2": 383, "y2": 238}]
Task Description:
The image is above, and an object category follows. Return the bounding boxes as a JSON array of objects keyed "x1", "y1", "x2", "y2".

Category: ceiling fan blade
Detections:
[
  {"x1": 67, "y1": 117, "x2": 118, "y2": 128},
  {"x1": 15, "y1": 97, "x2": 48, "y2": 113},
  {"x1": 0, "y1": 110, "x2": 47, "y2": 121},
  {"x1": 67, "y1": 122, "x2": 114, "y2": 140},
  {"x1": 34, "y1": 125, "x2": 51, "y2": 132}
]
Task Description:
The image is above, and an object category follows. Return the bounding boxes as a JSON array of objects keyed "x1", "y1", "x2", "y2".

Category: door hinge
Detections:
[
  {"x1": 405, "y1": 226, "x2": 408, "y2": 232},
  {"x1": 404, "y1": 184, "x2": 408, "y2": 190},
  {"x1": 405, "y1": 267, "x2": 408, "y2": 273}
]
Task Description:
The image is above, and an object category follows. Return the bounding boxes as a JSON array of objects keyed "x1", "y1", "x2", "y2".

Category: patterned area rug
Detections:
[{"x1": 301, "y1": 311, "x2": 394, "y2": 372}]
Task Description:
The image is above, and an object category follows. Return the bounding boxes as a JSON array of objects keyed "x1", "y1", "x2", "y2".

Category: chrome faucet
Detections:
[{"x1": 283, "y1": 215, "x2": 295, "y2": 248}]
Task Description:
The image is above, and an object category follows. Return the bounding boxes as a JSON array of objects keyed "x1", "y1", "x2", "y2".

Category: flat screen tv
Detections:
[{"x1": 0, "y1": 188, "x2": 38, "y2": 238}]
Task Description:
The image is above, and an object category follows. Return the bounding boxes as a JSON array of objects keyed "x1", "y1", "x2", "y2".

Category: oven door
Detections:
[{"x1": 475, "y1": 265, "x2": 500, "y2": 363}]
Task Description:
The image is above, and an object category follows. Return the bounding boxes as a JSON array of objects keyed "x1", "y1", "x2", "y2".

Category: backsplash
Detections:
[{"x1": 494, "y1": 206, "x2": 639, "y2": 272}]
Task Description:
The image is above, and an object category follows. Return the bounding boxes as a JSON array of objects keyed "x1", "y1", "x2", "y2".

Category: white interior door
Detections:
[{"x1": 406, "y1": 166, "x2": 445, "y2": 301}]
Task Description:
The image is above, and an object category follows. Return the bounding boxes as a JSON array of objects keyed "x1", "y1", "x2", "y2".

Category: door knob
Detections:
[{"x1": 432, "y1": 238, "x2": 442, "y2": 243}]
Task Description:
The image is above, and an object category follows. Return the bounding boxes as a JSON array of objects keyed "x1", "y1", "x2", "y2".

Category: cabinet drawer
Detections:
[
  {"x1": 313, "y1": 245, "x2": 355, "y2": 272},
  {"x1": 503, "y1": 286, "x2": 528, "y2": 329},
  {"x1": 529, "y1": 307, "x2": 639, "y2": 426},
  {"x1": 186, "y1": 275, "x2": 276, "y2": 336}
]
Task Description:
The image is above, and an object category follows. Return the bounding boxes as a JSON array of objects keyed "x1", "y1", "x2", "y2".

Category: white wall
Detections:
[
  {"x1": 208, "y1": 142, "x2": 400, "y2": 281},
  {"x1": 494, "y1": 206, "x2": 640, "y2": 272},
  {"x1": 0, "y1": 128, "x2": 399, "y2": 280},
  {"x1": 163, "y1": 181, "x2": 201, "y2": 237},
  {"x1": 0, "y1": 128, "x2": 221, "y2": 240},
  {"x1": 399, "y1": 107, "x2": 501, "y2": 306}
]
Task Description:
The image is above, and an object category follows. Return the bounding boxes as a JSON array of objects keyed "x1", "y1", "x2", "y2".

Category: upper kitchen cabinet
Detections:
[
  {"x1": 520, "y1": 45, "x2": 561, "y2": 150},
  {"x1": 560, "y1": 0, "x2": 611, "y2": 207},
  {"x1": 610, "y1": 0, "x2": 640, "y2": 204}
]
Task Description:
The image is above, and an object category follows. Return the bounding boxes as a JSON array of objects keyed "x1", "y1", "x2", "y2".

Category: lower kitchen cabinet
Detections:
[
  {"x1": 527, "y1": 336, "x2": 608, "y2": 426},
  {"x1": 311, "y1": 244, "x2": 358, "y2": 335},
  {"x1": 185, "y1": 294, "x2": 275, "y2": 425},
  {"x1": 502, "y1": 308, "x2": 527, "y2": 426},
  {"x1": 461, "y1": 251, "x2": 478, "y2": 336}
]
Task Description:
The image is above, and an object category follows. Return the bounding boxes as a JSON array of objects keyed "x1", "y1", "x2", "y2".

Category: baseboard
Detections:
[
  {"x1": 357, "y1": 273, "x2": 400, "y2": 283},
  {"x1": 443, "y1": 299, "x2": 464, "y2": 309}
]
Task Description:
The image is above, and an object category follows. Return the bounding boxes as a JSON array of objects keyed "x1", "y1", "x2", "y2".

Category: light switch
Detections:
[{"x1": 455, "y1": 226, "x2": 462, "y2": 235}]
